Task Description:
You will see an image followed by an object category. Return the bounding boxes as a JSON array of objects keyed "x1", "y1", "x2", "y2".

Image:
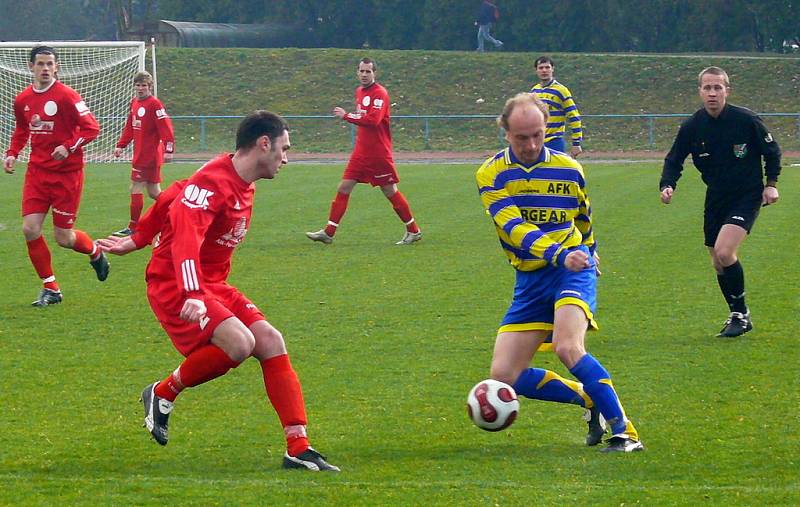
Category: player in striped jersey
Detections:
[
  {"x1": 530, "y1": 56, "x2": 583, "y2": 157},
  {"x1": 475, "y1": 93, "x2": 642, "y2": 452}
]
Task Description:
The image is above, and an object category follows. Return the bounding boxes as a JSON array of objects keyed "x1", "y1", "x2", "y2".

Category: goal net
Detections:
[{"x1": 0, "y1": 41, "x2": 145, "y2": 163}]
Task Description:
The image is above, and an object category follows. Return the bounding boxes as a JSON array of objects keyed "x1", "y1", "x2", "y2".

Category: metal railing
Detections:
[
  {"x1": 170, "y1": 113, "x2": 800, "y2": 152},
  {"x1": 0, "y1": 112, "x2": 800, "y2": 153}
]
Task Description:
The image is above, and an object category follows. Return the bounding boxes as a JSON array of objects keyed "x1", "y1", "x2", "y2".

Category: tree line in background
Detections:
[{"x1": 1, "y1": 0, "x2": 798, "y2": 53}]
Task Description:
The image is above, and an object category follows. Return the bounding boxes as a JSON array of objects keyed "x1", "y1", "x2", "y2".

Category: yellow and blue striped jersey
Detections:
[
  {"x1": 476, "y1": 146, "x2": 594, "y2": 271},
  {"x1": 530, "y1": 80, "x2": 583, "y2": 147}
]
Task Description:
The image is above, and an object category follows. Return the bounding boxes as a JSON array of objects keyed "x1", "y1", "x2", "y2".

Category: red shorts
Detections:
[
  {"x1": 131, "y1": 164, "x2": 162, "y2": 184},
  {"x1": 343, "y1": 157, "x2": 399, "y2": 187},
  {"x1": 22, "y1": 166, "x2": 84, "y2": 229},
  {"x1": 147, "y1": 279, "x2": 265, "y2": 357}
]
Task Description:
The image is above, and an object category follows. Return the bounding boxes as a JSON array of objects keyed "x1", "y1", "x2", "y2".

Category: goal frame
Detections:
[{"x1": 0, "y1": 40, "x2": 147, "y2": 163}]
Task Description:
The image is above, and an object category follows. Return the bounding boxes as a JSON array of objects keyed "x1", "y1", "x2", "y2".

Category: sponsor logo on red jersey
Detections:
[
  {"x1": 181, "y1": 184, "x2": 214, "y2": 210},
  {"x1": 217, "y1": 217, "x2": 248, "y2": 248}
]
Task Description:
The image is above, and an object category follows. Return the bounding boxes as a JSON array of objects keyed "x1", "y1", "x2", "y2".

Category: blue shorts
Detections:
[
  {"x1": 499, "y1": 247, "x2": 598, "y2": 345},
  {"x1": 544, "y1": 137, "x2": 567, "y2": 153}
]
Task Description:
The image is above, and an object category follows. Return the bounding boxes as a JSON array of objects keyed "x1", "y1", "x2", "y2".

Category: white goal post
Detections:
[{"x1": 0, "y1": 41, "x2": 145, "y2": 163}]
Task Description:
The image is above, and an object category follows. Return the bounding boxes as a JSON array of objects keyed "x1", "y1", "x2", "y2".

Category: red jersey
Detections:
[
  {"x1": 145, "y1": 154, "x2": 254, "y2": 300},
  {"x1": 6, "y1": 80, "x2": 99, "y2": 172},
  {"x1": 344, "y1": 82, "x2": 393, "y2": 160},
  {"x1": 116, "y1": 95, "x2": 175, "y2": 170}
]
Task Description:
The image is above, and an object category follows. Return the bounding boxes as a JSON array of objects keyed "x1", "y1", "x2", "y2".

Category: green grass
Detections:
[
  {"x1": 0, "y1": 160, "x2": 798, "y2": 505},
  {"x1": 154, "y1": 48, "x2": 800, "y2": 152}
]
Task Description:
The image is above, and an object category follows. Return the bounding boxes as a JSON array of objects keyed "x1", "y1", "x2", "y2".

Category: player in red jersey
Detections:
[
  {"x1": 306, "y1": 57, "x2": 422, "y2": 245},
  {"x1": 112, "y1": 71, "x2": 175, "y2": 237},
  {"x1": 4, "y1": 45, "x2": 109, "y2": 307},
  {"x1": 97, "y1": 111, "x2": 339, "y2": 472}
]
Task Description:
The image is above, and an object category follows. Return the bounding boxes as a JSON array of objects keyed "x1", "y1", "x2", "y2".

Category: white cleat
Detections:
[
  {"x1": 395, "y1": 231, "x2": 422, "y2": 245},
  {"x1": 601, "y1": 435, "x2": 644, "y2": 453},
  {"x1": 306, "y1": 229, "x2": 333, "y2": 244}
]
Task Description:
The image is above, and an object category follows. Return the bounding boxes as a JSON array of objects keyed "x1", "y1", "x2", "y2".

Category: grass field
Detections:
[
  {"x1": 0, "y1": 160, "x2": 798, "y2": 506},
  {"x1": 154, "y1": 48, "x2": 800, "y2": 153}
]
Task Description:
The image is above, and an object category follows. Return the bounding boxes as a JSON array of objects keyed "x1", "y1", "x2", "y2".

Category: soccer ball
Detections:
[{"x1": 466, "y1": 379, "x2": 519, "y2": 431}]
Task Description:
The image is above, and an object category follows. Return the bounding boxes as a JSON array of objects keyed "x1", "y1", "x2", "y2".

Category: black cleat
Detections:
[
  {"x1": 112, "y1": 227, "x2": 133, "y2": 237},
  {"x1": 282, "y1": 448, "x2": 340, "y2": 472},
  {"x1": 90, "y1": 252, "x2": 110, "y2": 281},
  {"x1": 141, "y1": 382, "x2": 172, "y2": 446},
  {"x1": 584, "y1": 407, "x2": 607, "y2": 446},
  {"x1": 717, "y1": 311, "x2": 753, "y2": 337},
  {"x1": 601, "y1": 436, "x2": 644, "y2": 453},
  {"x1": 31, "y1": 288, "x2": 63, "y2": 307}
]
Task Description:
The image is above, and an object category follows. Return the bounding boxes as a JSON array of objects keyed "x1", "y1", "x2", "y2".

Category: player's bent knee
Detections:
[
  {"x1": 214, "y1": 325, "x2": 256, "y2": 363},
  {"x1": 250, "y1": 321, "x2": 287, "y2": 359},
  {"x1": 229, "y1": 334, "x2": 256, "y2": 362},
  {"x1": 21, "y1": 224, "x2": 42, "y2": 241},
  {"x1": 490, "y1": 363, "x2": 522, "y2": 386},
  {"x1": 552, "y1": 342, "x2": 585, "y2": 369},
  {"x1": 714, "y1": 248, "x2": 737, "y2": 267},
  {"x1": 53, "y1": 230, "x2": 74, "y2": 248}
]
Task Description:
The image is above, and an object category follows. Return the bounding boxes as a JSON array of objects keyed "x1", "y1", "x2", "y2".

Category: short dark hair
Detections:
[
  {"x1": 30, "y1": 45, "x2": 58, "y2": 63},
  {"x1": 698, "y1": 66, "x2": 730, "y2": 87},
  {"x1": 534, "y1": 56, "x2": 554, "y2": 68},
  {"x1": 359, "y1": 57, "x2": 376, "y2": 71},
  {"x1": 235, "y1": 110, "x2": 288, "y2": 151}
]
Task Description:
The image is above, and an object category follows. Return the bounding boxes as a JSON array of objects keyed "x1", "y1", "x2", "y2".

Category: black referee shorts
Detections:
[{"x1": 703, "y1": 193, "x2": 762, "y2": 247}]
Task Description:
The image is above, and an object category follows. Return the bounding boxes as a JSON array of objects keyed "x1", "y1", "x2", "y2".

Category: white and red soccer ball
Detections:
[{"x1": 466, "y1": 379, "x2": 519, "y2": 431}]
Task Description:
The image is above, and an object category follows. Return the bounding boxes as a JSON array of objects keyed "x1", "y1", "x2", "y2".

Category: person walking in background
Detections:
[
  {"x1": 4, "y1": 45, "x2": 109, "y2": 307},
  {"x1": 530, "y1": 56, "x2": 583, "y2": 157},
  {"x1": 306, "y1": 57, "x2": 422, "y2": 245},
  {"x1": 113, "y1": 70, "x2": 175, "y2": 237},
  {"x1": 660, "y1": 66, "x2": 781, "y2": 338},
  {"x1": 475, "y1": 0, "x2": 503, "y2": 52}
]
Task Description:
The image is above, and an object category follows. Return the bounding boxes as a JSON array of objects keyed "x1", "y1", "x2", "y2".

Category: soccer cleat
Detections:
[
  {"x1": 601, "y1": 435, "x2": 644, "y2": 453},
  {"x1": 112, "y1": 227, "x2": 133, "y2": 237},
  {"x1": 717, "y1": 311, "x2": 753, "y2": 337},
  {"x1": 141, "y1": 382, "x2": 173, "y2": 446},
  {"x1": 584, "y1": 407, "x2": 607, "y2": 447},
  {"x1": 90, "y1": 252, "x2": 110, "y2": 281},
  {"x1": 31, "y1": 288, "x2": 63, "y2": 307},
  {"x1": 305, "y1": 229, "x2": 333, "y2": 244},
  {"x1": 282, "y1": 447, "x2": 340, "y2": 472},
  {"x1": 395, "y1": 231, "x2": 422, "y2": 245}
]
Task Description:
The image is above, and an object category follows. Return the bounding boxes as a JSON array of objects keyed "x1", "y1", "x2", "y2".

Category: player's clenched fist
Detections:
[
  {"x1": 660, "y1": 186, "x2": 673, "y2": 204},
  {"x1": 180, "y1": 298, "x2": 207, "y2": 323},
  {"x1": 4, "y1": 155, "x2": 15, "y2": 173}
]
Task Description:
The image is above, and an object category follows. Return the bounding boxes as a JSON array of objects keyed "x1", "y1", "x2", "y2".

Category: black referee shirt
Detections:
[{"x1": 660, "y1": 104, "x2": 782, "y2": 198}]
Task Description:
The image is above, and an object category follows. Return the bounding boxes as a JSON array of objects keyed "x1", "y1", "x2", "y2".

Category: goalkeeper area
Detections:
[{"x1": 0, "y1": 41, "x2": 144, "y2": 162}]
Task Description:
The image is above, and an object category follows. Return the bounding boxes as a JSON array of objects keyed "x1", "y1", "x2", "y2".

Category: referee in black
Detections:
[{"x1": 659, "y1": 66, "x2": 781, "y2": 338}]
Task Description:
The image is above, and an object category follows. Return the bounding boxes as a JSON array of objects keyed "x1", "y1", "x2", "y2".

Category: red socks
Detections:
[
  {"x1": 261, "y1": 354, "x2": 309, "y2": 456},
  {"x1": 324, "y1": 192, "x2": 350, "y2": 237},
  {"x1": 71, "y1": 229, "x2": 98, "y2": 257},
  {"x1": 152, "y1": 349, "x2": 310, "y2": 457},
  {"x1": 154, "y1": 344, "x2": 240, "y2": 402},
  {"x1": 26, "y1": 236, "x2": 58, "y2": 291},
  {"x1": 323, "y1": 190, "x2": 419, "y2": 236},
  {"x1": 388, "y1": 192, "x2": 420, "y2": 233},
  {"x1": 129, "y1": 193, "x2": 144, "y2": 231}
]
